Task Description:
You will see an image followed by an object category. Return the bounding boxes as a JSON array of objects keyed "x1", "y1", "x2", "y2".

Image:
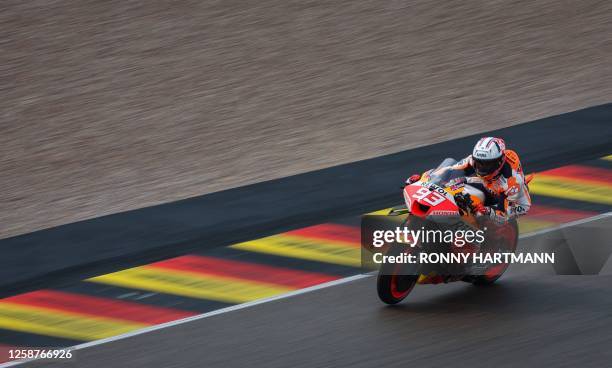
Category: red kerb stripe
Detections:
[
  {"x1": 539, "y1": 165, "x2": 612, "y2": 185},
  {"x1": 526, "y1": 204, "x2": 597, "y2": 223},
  {"x1": 3, "y1": 290, "x2": 195, "y2": 324},
  {"x1": 148, "y1": 255, "x2": 339, "y2": 288},
  {"x1": 285, "y1": 223, "x2": 360, "y2": 245}
]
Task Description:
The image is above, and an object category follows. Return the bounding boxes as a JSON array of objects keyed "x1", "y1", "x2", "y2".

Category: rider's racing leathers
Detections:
[{"x1": 431, "y1": 149, "x2": 531, "y2": 224}]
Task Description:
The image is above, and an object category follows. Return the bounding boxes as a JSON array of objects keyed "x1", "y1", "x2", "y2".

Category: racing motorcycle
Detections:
[{"x1": 376, "y1": 158, "x2": 531, "y2": 305}]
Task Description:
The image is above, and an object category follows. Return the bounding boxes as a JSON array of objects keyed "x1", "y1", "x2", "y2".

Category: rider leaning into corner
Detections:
[{"x1": 407, "y1": 137, "x2": 532, "y2": 224}]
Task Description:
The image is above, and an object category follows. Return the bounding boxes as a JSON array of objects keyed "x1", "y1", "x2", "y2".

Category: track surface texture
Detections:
[
  {"x1": 0, "y1": 154, "x2": 609, "y2": 362},
  {"x1": 3, "y1": 0, "x2": 612, "y2": 238},
  {"x1": 1, "y1": 105, "x2": 610, "y2": 295},
  {"x1": 24, "y1": 230, "x2": 612, "y2": 367}
]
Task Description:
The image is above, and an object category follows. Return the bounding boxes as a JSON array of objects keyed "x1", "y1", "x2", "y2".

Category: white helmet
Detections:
[{"x1": 471, "y1": 137, "x2": 506, "y2": 178}]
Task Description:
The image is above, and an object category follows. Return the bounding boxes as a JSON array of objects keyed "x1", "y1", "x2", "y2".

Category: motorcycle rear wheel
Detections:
[{"x1": 471, "y1": 219, "x2": 519, "y2": 285}]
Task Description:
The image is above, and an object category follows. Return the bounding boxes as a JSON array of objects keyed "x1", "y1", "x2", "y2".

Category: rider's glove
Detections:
[
  {"x1": 406, "y1": 174, "x2": 421, "y2": 184},
  {"x1": 472, "y1": 203, "x2": 492, "y2": 218}
]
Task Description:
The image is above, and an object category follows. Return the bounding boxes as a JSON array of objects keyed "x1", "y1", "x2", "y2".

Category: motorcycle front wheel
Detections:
[{"x1": 376, "y1": 244, "x2": 419, "y2": 304}]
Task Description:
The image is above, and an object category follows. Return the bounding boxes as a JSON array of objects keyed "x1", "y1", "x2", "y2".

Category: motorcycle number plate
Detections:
[{"x1": 413, "y1": 187, "x2": 446, "y2": 206}]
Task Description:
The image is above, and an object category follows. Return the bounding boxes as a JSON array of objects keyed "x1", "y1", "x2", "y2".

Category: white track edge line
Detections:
[
  {"x1": 519, "y1": 211, "x2": 611, "y2": 239},
  {"x1": 0, "y1": 274, "x2": 370, "y2": 367},
  {"x1": 2, "y1": 211, "x2": 610, "y2": 367}
]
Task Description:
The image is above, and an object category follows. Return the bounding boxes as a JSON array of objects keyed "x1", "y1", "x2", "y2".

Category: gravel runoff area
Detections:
[{"x1": 2, "y1": 0, "x2": 611, "y2": 238}]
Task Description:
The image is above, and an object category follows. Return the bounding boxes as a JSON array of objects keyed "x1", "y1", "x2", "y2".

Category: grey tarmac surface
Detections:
[
  {"x1": 25, "y1": 217, "x2": 612, "y2": 368},
  {"x1": 3, "y1": 0, "x2": 612, "y2": 238}
]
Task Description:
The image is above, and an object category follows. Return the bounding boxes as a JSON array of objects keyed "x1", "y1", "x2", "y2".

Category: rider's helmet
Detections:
[{"x1": 471, "y1": 137, "x2": 506, "y2": 179}]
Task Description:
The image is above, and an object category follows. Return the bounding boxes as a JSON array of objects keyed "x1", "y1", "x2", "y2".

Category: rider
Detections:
[{"x1": 407, "y1": 137, "x2": 531, "y2": 224}]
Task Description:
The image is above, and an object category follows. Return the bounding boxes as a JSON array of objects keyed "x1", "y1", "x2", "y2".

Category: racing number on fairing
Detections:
[{"x1": 413, "y1": 187, "x2": 446, "y2": 206}]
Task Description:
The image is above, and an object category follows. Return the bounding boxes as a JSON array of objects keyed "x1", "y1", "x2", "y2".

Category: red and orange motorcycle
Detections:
[{"x1": 376, "y1": 159, "x2": 532, "y2": 305}]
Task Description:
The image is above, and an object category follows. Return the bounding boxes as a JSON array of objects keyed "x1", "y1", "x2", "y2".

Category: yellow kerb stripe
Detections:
[
  {"x1": 366, "y1": 208, "x2": 392, "y2": 216},
  {"x1": 518, "y1": 218, "x2": 558, "y2": 234},
  {"x1": 88, "y1": 266, "x2": 293, "y2": 304},
  {"x1": 529, "y1": 175, "x2": 612, "y2": 205},
  {"x1": 0, "y1": 302, "x2": 146, "y2": 341},
  {"x1": 231, "y1": 234, "x2": 361, "y2": 267}
]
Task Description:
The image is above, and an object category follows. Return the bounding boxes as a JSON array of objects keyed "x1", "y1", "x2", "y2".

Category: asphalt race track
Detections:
[
  {"x1": 11, "y1": 151, "x2": 612, "y2": 367},
  {"x1": 26, "y1": 222, "x2": 612, "y2": 368},
  {"x1": 1, "y1": 107, "x2": 610, "y2": 366}
]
